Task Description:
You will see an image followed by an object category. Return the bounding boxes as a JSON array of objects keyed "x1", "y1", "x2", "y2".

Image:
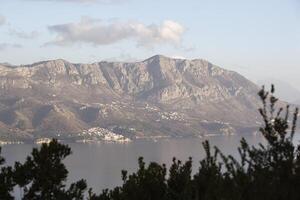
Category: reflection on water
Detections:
[{"x1": 2, "y1": 133, "x2": 300, "y2": 194}]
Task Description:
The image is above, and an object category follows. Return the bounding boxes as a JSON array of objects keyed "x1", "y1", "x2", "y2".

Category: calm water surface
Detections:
[{"x1": 3, "y1": 134, "x2": 299, "y2": 195}]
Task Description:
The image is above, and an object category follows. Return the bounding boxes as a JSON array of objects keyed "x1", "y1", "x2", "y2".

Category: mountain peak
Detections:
[
  {"x1": 143, "y1": 54, "x2": 170, "y2": 62},
  {"x1": 0, "y1": 55, "x2": 263, "y2": 141},
  {"x1": 36, "y1": 58, "x2": 69, "y2": 65}
]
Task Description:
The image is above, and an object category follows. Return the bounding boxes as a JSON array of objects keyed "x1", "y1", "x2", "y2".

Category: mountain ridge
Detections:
[{"x1": 0, "y1": 55, "x2": 263, "y2": 142}]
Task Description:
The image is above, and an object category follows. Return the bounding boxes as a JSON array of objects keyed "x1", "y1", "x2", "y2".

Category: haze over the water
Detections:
[{"x1": 0, "y1": 0, "x2": 299, "y2": 90}]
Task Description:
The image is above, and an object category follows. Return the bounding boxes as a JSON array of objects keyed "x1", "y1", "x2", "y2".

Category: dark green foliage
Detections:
[
  {"x1": 121, "y1": 157, "x2": 167, "y2": 200},
  {"x1": 19, "y1": 139, "x2": 87, "y2": 200},
  {"x1": 192, "y1": 141, "x2": 223, "y2": 200},
  {"x1": 166, "y1": 157, "x2": 193, "y2": 200},
  {"x1": 0, "y1": 147, "x2": 14, "y2": 200},
  {"x1": 1, "y1": 139, "x2": 87, "y2": 199},
  {"x1": 15, "y1": 139, "x2": 73, "y2": 199},
  {"x1": 89, "y1": 157, "x2": 168, "y2": 200}
]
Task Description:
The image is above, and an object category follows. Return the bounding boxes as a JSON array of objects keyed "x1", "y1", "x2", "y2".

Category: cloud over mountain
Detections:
[{"x1": 46, "y1": 18, "x2": 185, "y2": 48}]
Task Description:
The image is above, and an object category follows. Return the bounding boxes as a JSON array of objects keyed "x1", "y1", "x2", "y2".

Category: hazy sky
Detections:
[{"x1": 0, "y1": 0, "x2": 299, "y2": 89}]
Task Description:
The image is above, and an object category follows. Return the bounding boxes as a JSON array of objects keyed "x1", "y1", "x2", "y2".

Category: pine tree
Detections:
[
  {"x1": 13, "y1": 139, "x2": 87, "y2": 200},
  {"x1": 0, "y1": 146, "x2": 15, "y2": 200}
]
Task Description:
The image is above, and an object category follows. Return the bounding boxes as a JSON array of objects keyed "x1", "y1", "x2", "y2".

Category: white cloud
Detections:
[
  {"x1": 46, "y1": 17, "x2": 185, "y2": 48},
  {"x1": 0, "y1": 15, "x2": 6, "y2": 26},
  {"x1": 0, "y1": 43, "x2": 23, "y2": 51}
]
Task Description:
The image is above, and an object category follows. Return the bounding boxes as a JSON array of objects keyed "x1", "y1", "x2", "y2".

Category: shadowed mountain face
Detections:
[{"x1": 0, "y1": 55, "x2": 262, "y2": 141}]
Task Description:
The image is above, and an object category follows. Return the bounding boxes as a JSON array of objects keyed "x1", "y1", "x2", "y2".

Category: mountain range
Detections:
[{"x1": 0, "y1": 55, "x2": 267, "y2": 142}]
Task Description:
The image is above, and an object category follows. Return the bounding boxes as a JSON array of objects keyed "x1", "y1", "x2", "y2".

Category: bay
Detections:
[{"x1": 1, "y1": 134, "x2": 269, "y2": 194}]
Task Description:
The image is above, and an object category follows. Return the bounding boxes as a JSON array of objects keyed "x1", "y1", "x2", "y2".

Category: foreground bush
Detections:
[{"x1": 0, "y1": 85, "x2": 299, "y2": 200}]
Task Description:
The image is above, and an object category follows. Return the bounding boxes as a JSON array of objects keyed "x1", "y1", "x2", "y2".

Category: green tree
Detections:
[
  {"x1": 0, "y1": 146, "x2": 15, "y2": 200},
  {"x1": 166, "y1": 157, "x2": 193, "y2": 200},
  {"x1": 14, "y1": 139, "x2": 87, "y2": 200},
  {"x1": 118, "y1": 157, "x2": 167, "y2": 200}
]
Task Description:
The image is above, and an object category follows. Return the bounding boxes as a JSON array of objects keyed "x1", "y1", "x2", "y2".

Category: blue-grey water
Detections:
[{"x1": 2, "y1": 134, "x2": 300, "y2": 197}]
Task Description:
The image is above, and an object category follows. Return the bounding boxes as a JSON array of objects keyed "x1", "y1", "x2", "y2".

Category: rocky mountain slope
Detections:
[{"x1": 0, "y1": 55, "x2": 263, "y2": 142}]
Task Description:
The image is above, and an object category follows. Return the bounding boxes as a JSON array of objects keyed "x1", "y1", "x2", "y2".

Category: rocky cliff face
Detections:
[{"x1": 0, "y1": 55, "x2": 262, "y2": 142}]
